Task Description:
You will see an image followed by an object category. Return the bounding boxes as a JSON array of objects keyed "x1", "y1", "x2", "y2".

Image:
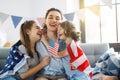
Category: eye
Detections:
[
  {"x1": 48, "y1": 17, "x2": 53, "y2": 19},
  {"x1": 48, "y1": 16, "x2": 53, "y2": 19},
  {"x1": 56, "y1": 17, "x2": 60, "y2": 20},
  {"x1": 36, "y1": 26, "x2": 40, "y2": 29}
]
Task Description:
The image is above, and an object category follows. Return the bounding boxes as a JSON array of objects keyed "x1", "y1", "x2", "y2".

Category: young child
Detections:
[{"x1": 57, "y1": 21, "x2": 92, "y2": 80}]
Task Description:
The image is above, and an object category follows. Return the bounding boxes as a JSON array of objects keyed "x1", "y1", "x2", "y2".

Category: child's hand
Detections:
[
  {"x1": 69, "y1": 62, "x2": 77, "y2": 70},
  {"x1": 41, "y1": 56, "x2": 50, "y2": 66},
  {"x1": 18, "y1": 51, "x2": 23, "y2": 56},
  {"x1": 52, "y1": 54, "x2": 60, "y2": 59}
]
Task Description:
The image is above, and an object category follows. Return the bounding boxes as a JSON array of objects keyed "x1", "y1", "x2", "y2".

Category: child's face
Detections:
[
  {"x1": 57, "y1": 25, "x2": 66, "y2": 40},
  {"x1": 27, "y1": 23, "x2": 42, "y2": 41}
]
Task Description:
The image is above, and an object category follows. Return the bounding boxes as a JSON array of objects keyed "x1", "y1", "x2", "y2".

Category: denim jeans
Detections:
[
  {"x1": 62, "y1": 56, "x2": 91, "y2": 80},
  {"x1": 67, "y1": 72, "x2": 92, "y2": 80}
]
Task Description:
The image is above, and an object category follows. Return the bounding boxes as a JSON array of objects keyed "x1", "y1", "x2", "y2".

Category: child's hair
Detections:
[
  {"x1": 59, "y1": 21, "x2": 81, "y2": 41},
  {"x1": 20, "y1": 20, "x2": 35, "y2": 58}
]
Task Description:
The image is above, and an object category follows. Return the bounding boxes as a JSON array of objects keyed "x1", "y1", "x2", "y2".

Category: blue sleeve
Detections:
[
  {"x1": 58, "y1": 39, "x2": 66, "y2": 52},
  {"x1": 36, "y1": 41, "x2": 49, "y2": 60}
]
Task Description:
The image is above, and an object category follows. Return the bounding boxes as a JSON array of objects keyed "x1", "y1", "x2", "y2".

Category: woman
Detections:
[
  {"x1": 0, "y1": 20, "x2": 50, "y2": 80},
  {"x1": 36, "y1": 8, "x2": 67, "y2": 80}
]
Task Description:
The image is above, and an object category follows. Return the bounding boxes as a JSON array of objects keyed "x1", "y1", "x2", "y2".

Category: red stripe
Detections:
[
  {"x1": 77, "y1": 60, "x2": 89, "y2": 72},
  {"x1": 89, "y1": 72, "x2": 93, "y2": 78},
  {"x1": 77, "y1": 46, "x2": 84, "y2": 57},
  {"x1": 67, "y1": 43, "x2": 77, "y2": 61},
  {"x1": 67, "y1": 40, "x2": 92, "y2": 78}
]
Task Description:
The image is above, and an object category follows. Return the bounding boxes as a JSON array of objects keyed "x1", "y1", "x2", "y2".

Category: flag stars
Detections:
[
  {"x1": 14, "y1": 56, "x2": 18, "y2": 60},
  {"x1": 7, "y1": 65, "x2": 11, "y2": 68},
  {"x1": 13, "y1": 50, "x2": 16, "y2": 53},
  {"x1": 11, "y1": 61, "x2": 14, "y2": 65},
  {"x1": 5, "y1": 64, "x2": 8, "y2": 67}
]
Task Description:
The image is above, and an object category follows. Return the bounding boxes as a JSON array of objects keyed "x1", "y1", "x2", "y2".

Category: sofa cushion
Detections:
[
  {"x1": 80, "y1": 43, "x2": 109, "y2": 67},
  {"x1": 0, "y1": 47, "x2": 9, "y2": 69}
]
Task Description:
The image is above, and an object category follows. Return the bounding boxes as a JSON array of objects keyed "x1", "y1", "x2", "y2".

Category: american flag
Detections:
[
  {"x1": 67, "y1": 40, "x2": 92, "y2": 78},
  {"x1": 48, "y1": 41, "x2": 59, "y2": 56},
  {"x1": 0, "y1": 40, "x2": 25, "y2": 78}
]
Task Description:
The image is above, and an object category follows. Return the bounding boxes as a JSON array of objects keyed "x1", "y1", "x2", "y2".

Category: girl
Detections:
[
  {"x1": 57, "y1": 21, "x2": 92, "y2": 80},
  {"x1": 0, "y1": 20, "x2": 50, "y2": 80}
]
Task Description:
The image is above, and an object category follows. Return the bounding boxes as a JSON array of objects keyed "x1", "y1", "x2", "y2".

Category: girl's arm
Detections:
[
  {"x1": 20, "y1": 56, "x2": 50, "y2": 79},
  {"x1": 57, "y1": 49, "x2": 68, "y2": 58}
]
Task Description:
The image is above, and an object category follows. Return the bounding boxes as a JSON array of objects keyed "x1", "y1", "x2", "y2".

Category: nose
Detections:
[{"x1": 52, "y1": 18, "x2": 57, "y2": 22}]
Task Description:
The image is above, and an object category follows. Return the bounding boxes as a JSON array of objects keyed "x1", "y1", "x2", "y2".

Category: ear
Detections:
[{"x1": 26, "y1": 29, "x2": 31, "y2": 35}]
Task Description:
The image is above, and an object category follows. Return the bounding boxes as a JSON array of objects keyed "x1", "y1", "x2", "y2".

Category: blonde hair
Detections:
[{"x1": 59, "y1": 21, "x2": 81, "y2": 41}]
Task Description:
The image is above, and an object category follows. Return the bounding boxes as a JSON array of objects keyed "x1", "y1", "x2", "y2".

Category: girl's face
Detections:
[
  {"x1": 27, "y1": 23, "x2": 42, "y2": 41},
  {"x1": 45, "y1": 11, "x2": 62, "y2": 32},
  {"x1": 57, "y1": 25, "x2": 66, "y2": 40}
]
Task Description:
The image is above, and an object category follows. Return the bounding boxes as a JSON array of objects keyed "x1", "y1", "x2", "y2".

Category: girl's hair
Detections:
[
  {"x1": 60, "y1": 21, "x2": 81, "y2": 41},
  {"x1": 20, "y1": 20, "x2": 35, "y2": 58},
  {"x1": 42, "y1": 8, "x2": 63, "y2": 34}
]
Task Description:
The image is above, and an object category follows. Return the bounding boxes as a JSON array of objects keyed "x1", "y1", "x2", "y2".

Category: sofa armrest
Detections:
[{"x1": 0, "y1": 47, "x2": 10, "y2": 70}]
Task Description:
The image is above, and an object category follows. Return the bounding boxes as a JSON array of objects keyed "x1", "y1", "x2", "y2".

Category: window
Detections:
[{"x1": 80, "y1": 0, "x2": 120, "y2": 43}]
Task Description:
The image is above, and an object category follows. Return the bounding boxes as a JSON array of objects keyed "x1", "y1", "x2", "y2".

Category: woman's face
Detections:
[
  {"x1": 45, "y1": 11, "x2": 62, "y2": 32},
  {"x1": 57, "y1": 25, "x2": 66, "y2": 40},
  {"x1": 27, "y1": 23, "x2": 42, "y2": 41}
]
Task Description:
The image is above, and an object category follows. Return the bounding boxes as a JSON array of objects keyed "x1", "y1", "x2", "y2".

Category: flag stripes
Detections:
[
  {"x1": 67, "y1": 40, "x2": 92, "y2": 78},
  {"x1": 48, "y1": 42, "x2": 59, "y2": 56}
]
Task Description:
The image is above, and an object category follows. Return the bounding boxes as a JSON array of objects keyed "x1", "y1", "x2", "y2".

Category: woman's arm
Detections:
[{"x1": 20, "y1": 56, "x2": 50, "y2": 79}]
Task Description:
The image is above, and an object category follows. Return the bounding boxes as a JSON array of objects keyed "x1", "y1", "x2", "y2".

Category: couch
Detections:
[
  {"x1": 0, "y1": 43, "x2": 109, "y2": 70},
  {"x1": 80, "y1": 43, "x2": 109, "y2": 67},
  {"x1": 0, "y1": 47, "x2": 10, "y2": 70}
]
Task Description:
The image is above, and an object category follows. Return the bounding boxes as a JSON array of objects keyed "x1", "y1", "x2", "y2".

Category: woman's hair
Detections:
[
  {"x1": 20, "y1": 20, "x2": 35, "y2": 58},
  {"x1": 42, "y1": 8, "x2": 63, "y2": 34},
  {"x1": 45, "y1": 8, "x2": 63, "y2": 20},
  {"x1": 59, "y1": 21, "x2": 81, "y2": 41}
]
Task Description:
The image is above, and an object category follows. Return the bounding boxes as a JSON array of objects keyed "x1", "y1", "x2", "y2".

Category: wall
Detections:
[{"x1": 0, "y1": 0, "x2": 79, "y2": 44}]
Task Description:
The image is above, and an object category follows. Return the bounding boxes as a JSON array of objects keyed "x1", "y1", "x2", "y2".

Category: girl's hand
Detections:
[
  {"x1": 18, "y1": 51, "x2": 23, "y2": 56},
  {"x1": 69, "y1": 62, "x2": 77, "y2": 70},
  {"x1": 41, "y1": 56, "x2": 50, "y2": 66},
  {"x1": 52, "y1": 54, "x2": 60, "y2": 58}
]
